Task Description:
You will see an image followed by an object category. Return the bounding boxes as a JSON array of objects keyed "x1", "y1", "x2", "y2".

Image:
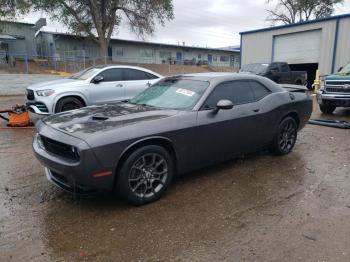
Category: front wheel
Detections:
[
  {"x1": 319, "y1": 104, "x2": 336, "y2": 114},
  {"x1": 115, "y1": 145, "x2": 174, "y2": 205},
  {"x1": 270, "y1": 117, "x2": 298, "y2": 155},
  {"x1": 55, "y1": 97, "x2": 84, "y2": 113}
]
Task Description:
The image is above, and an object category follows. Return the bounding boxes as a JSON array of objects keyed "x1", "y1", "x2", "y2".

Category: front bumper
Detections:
[
  {"x1": 26, "y1": 101, "x2": 50, "y2": 115},
  {"x1": 317, "y1": 91, "x2": 350, "y2": 107},
  {"x1": 33, "y1": 122, "x2": 116, "y2": 194}
]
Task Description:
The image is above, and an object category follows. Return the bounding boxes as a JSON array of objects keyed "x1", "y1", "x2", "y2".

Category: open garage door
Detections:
[{"x1": 273, "y1": 30, "x2": 321, "y2": 64}]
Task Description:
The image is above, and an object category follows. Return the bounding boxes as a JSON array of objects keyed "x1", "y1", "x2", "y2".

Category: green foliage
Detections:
[
  {"x1": 31, "y1": 0, "x2": 174, "y2": 54},
  {"x1": 0, "y1": 0, "x2": 30, "y2": 19}
]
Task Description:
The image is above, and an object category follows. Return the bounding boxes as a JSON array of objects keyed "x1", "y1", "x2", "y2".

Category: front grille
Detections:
[
  {"x1": 325, "y1": 87, "x2": 350, "y2": 93},
  {"x1": 27, "y1": 89, "x2": 34, "y2": 100},
  {"x1": 34, "y1": 102, "x2": 48, "y2": 113},
  {"x1": 40, "y1": 135, "x2": 79, "y2": 161},
  {"x1": 326, "y1": 81, "x2": 350, "y2": 86}
]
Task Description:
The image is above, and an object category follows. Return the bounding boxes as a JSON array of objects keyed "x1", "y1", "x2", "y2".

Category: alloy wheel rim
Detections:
[
  {"x1": 128, "y1": 153, "x2": 168, "y2": 198},
  {"x1": 279, "y1": 121, "x2": 296, "y2": 152}
]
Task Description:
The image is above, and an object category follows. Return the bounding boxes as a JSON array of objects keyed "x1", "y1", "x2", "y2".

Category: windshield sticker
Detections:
[{"x1": 176, "y1": 88, "x2": 195, "y2": 97}]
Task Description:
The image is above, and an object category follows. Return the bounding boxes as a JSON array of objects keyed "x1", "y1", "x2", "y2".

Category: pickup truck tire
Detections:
[
  {"x1": 55, "y1": 97, "x2": 84, "y2": 113},
  {"x1": 319, "y1": 104, "x2": 336, "y2": 114}
]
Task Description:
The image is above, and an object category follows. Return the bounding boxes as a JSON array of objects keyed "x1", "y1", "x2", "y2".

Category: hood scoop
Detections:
[{"x1": 92, "y1": 114, "x2": 109, "y2": 121}]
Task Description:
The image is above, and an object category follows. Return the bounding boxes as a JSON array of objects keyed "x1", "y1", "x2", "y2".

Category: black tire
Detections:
[
  {"x1": 115, "y1": 145, "x2": 174, "y2": 205},
  {"x1": 270, "y1": 117, "x2": 298, "y2": 155},
  {"x1": 55, "y1": 97, "x2": 84, "y2": 113},
  {"x1": 295, "y1": 79, "x2": 302, "y2": 85},
  {"x1": 319, "y1": 104, "x2": 336, "y2": 114}
]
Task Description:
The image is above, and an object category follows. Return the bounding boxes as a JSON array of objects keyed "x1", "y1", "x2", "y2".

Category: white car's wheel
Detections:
[{"x1": 55, "y1": 97, "x2": 84, "y2": 113}]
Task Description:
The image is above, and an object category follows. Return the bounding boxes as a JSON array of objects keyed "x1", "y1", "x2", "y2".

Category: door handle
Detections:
[
  {"x1": 253, "y1": 109, "x2": 260, "y2": 113},
  {"x1": 116, "y1": 84, "x2": 123, "y2": 88},
  {"x1": 146, "y1": 82, "x2": 151, "y2": 87}
]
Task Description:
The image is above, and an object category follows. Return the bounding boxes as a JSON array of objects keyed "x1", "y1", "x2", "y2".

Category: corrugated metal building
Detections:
[
  {"x1": 240, "y1": 13, "x2": 350, "y2": 84},
  {"x1": 36, "y1": 31, "x2": 240, "y2": 68},
  {"x1": 0, "y1": 21, "x2": 37, "y2": 58}
]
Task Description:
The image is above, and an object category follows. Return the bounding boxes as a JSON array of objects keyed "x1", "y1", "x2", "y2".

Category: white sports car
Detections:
[{"x1": 26, "y1": 65, "x2": 162, "y2": 114}]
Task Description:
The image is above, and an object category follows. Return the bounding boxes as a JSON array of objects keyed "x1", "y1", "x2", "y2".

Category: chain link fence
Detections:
[{"x1": 0, "y1": 51, "x2": 239, "y2": 76}]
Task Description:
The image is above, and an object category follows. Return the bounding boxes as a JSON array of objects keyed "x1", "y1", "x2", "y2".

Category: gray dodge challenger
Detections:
[{"x1": 33, "y1": 73, "x2": 312, "y2": 205}]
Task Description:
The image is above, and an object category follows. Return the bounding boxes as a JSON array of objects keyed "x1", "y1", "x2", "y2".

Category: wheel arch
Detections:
[
  {"x1": 281, "y1": 111, "x2": 300, "y2": 128},
  {"x1": 295, "y1": 78, "x2": 303, "y2": 85},
  {"x1": 53, "y1": 93, "x2": 88, "y2": 113},
  {"x1": 114, "y1": 136, "x2": 178, "y2": 180}
]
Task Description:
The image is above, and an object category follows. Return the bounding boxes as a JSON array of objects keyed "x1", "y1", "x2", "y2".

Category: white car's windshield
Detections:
[
  {"x1": 70, "y1": 67, "x2": 101, "y2": 80},
  {"x1": 130, "y1": 78, "x2": 209, "y2": 110}
]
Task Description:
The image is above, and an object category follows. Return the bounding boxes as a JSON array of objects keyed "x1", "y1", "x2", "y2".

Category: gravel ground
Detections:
[{"x1": 0, "y1": 95, "x2": 349, "y2": 261}]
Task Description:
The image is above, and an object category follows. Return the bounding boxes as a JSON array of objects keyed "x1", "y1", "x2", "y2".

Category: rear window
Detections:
[
  {"x1": 124, "y1": 69, "x2": 150, "y2": 81},
  {"x1": 241, "y1": 64, "x2": 269, "y2": 74}
]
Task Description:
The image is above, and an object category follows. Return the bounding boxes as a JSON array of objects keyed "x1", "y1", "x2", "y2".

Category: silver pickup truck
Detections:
[{"x1": 317, "y1": 62, "x2": 350, "y2": 114}]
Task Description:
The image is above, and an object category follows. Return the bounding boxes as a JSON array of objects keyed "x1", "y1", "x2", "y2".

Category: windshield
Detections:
[
  {"x1": 337, "y1": 62, "x2": 350, "y2": 75},
  {"x1": 130, "y1": 78, "x2": 209, "y2": 110},
  {"x1": 70, "y1": 67, "x2": 101, "y2": 80},
  {"x1": 241, "y1": 63, "x2": 269, "y2": 74}
]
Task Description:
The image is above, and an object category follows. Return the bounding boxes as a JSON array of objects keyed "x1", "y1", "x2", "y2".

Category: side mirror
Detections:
[
  {"x1": 92, "y1": 75, "x2": 104, "y2": 84},
  {"x1": 214, "y1": 99, "x2": 233, "y2": 113}
]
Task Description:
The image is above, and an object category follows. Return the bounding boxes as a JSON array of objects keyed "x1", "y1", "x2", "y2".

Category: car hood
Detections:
[
  {"x1": 27, "y1": 78, "x2": 85, "y2": 90},
  {"x1": 325, "y1": 74, "x2": 350, "y2": 80},
  {"x1": 42, "y1": 103, "x2": 179, "y2": 139}
]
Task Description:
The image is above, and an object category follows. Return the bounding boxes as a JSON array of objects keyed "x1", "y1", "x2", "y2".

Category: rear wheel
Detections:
[
  {"x1": 319, "y1": 104, "x2": 336, "y2": 114},
  {"x1": 55, "y1": 97, "x2": 84, "y2": 113},
  {"x1": 115, "y1": 145, "x2": 174, "y2": 205},
  {"x1": 270, "y1": 117, "x2": 297, "y2": 155}
]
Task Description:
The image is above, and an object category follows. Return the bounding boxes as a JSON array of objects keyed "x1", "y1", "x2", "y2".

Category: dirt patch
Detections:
[{"x1": 0, "y1": 96, "x2": 349, "y2": 261}]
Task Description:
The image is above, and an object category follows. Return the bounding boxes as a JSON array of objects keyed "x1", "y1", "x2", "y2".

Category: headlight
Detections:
[
  {"x1": 36, "y1": 89, "x2": 55, "y2": 97},
  {"x1": 36, "y1": 134, "x2": 45, "y2": 149},
  {"x1": 319, "y1": 80, "x2": 325, "y2": 91}
]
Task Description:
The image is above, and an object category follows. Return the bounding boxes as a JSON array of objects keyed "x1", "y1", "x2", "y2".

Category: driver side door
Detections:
[
  {"x1": 89, "y1": 68, "x2": 125, "y2": 104},
  {"x1": 195, "y1": 80, "x2": 267, "y2": 166}
]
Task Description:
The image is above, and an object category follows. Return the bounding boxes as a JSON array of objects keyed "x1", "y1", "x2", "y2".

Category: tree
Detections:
[
  {"x1": 0, "y1": 0, "x2": 30, "y2": 19},
  {"x1": 31, "y1": 0, "x2": 174, "y2": 56},
  {"x1": 266, "y1": 0, "x2": 344, "y2": 25}
]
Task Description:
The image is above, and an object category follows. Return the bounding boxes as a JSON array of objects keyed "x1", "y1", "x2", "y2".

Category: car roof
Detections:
[
  {"x1": 167, "y1": 72, "x2": 283, "y2": 94},
  {"x1": 91, "y1": 64, "x2": 162, "y2": 77},
  {"x1": 169, "y1": 72, "x2": 266, "y2": 82}
]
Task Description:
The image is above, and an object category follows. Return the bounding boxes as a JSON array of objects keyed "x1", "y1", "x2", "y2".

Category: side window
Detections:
[
  {"x1": 249, "y1": 81, "x2": 271, "y2": 100},
  {"x1": 269, "y1": 63, "x2": 279, "y2": 72},
  {"x1": 146, "y1": 72, "x2": 159, "y2": 79},
  {"x1": 124, "y1": 69, "x2": 149, "y2": 81},
  {"x1": 98, "y1": 69, "x2": 123, "y2": 82},
  {"x1": 203, "y1": 81, "x2": 254, "y2": 109},
  {"x1": 280, "y1": 64, "x2": 289, "y2": 73}
]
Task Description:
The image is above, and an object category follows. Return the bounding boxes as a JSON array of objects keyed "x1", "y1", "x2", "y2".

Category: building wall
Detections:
[
  {"x1": 0, "y1": 21, "x2": 37, "y2": 58},
  {"x1": 36, "y1": 32, "x2": 240, "y2": 68},
  {"x1": 334, "y1": 17, "x2": 350, "y2": 71},
  {"x1": 241, "y1": 20, "x2": 338, "y2": 75}
]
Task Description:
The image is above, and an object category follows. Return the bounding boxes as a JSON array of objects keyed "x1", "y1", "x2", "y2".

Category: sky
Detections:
[{"x1": 19, "y1": 0, "x2": 350, "y2": 48}]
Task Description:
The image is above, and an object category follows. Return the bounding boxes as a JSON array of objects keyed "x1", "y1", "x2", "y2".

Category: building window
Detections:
[
  {"x1": 115, "y1": 47, "x2": 123, "y2": 56},
  {"x1": 213, "y1": 56, "x2": 217, "y2": 62},
  {"x1": 140, "y1": 49, "x2": 153, "y2": 58},
  {"x1": 220, "y1": 56, "x2": 229, "y2": 62},
  {"x1": 159, "y1": 51, "x2": 171, "y2": 59},
  {"x1": 198, "y1": 54, "x2": 202, "y2": 59}
]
